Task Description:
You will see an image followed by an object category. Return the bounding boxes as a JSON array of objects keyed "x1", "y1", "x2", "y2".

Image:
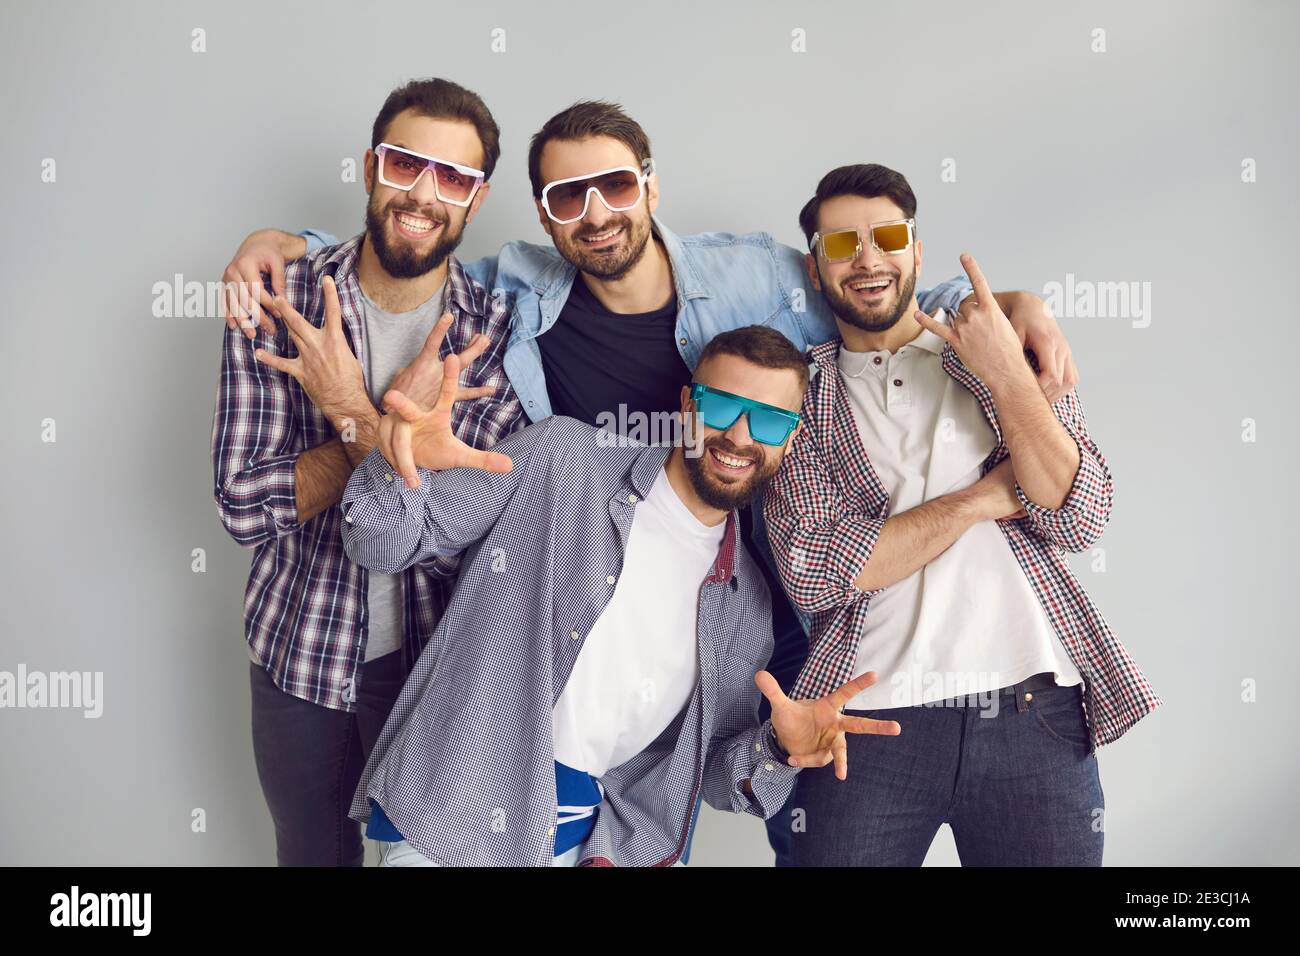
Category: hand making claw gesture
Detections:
[
  {"x1": 758, "y1": 670, "x2": 902, "y2": 781},
  {"x1": 913, "y1": 252, "x2": 1038, "y2": 390},
  {"x1": 378, "y1": 353, "x2": 514, "y2": 489}
]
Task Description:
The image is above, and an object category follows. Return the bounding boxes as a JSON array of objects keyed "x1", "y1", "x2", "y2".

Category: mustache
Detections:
[
  {"x1": 389, "y1": 203, "x2": 448, "y2": 226},
  {"x1": 573, "y1": 215, "x2": 632, "y2": 240},
  {"x1": 841, "y1": 270, "x2": 897, "y2": 285},
  {"x1": 705, "y1": 436, "x2": 763, "y2": 465}
]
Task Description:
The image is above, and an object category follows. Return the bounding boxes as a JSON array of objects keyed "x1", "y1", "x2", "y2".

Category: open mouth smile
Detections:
[
  {"x1": 709, "y1": 447, "x2": 756, "y2": 477},
  {"x1": 578, "y1": 226, "x2": 623, "y2": 248},
  {"x1": 392, "y1": 209, "x2": 444, "y2": 239},
  {"x1": 846, "y1": 276, "x2": 894, "y2": 300}
]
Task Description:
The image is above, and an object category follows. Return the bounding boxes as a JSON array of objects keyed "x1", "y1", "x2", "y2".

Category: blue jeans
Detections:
[{"x1": 785, "y1": 682, "x2": 1105, "y2": 866}]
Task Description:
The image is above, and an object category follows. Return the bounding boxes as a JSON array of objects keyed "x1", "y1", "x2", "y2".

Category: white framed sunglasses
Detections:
[
  {"x1": 811, "y1": 218, "x2": 916, "y2": 262},
  {"x1": 374, "y1": 142, "x2": 485, "y2": 207},
  {"x1": 539, "y1": 160, "x2": 655, "y2": 225}
]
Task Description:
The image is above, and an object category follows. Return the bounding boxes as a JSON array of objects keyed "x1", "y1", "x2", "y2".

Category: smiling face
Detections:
[
  {"x1": 807, "y1": 194, "x2": 922, "y2": 334},
  {"x1": 535, "y1": 135, "x2": 658, "y2": 280},
  {"x1": 679, "y1": 353, "x2": 804, "y2": 512},
  {"x1": 363, "y1": 109, "x2": 490, "y2": 279}
]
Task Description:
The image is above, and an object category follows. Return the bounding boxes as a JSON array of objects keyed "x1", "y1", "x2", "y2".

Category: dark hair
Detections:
[
  {"x1": 371, "y1": 78, "x2": 501, "y2": 180},
  {"x1": 527, "y1": 100, "x2": 652, "y2": 198},
  {"x1": 695, "y1": 326, "x2": 810, "y2": 396},
  {"x1": 797, "y1": 164, "x2": 917, "y2": 245}
]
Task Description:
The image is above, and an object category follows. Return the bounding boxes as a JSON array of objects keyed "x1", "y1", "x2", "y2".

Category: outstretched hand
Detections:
[
  {"x1": 757, "y1": 670, "x2": 901, "y2": 781},
  {"x1": 378, "y1": 352, "x2": 513, "y2": 488}
]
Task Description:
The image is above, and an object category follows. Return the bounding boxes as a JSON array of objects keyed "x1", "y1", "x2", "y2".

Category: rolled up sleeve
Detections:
[
  {"x1": 764, "y1": 420, "x2": 887, "y2": 613},
  {"x1": 1013, "y1": 389, "x2": 1113, "y2": 552}
]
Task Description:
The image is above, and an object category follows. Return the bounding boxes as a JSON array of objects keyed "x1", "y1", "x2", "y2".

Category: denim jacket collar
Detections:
[{"x1": 520, "y1": 215, "x2": 711, "y2": 342}]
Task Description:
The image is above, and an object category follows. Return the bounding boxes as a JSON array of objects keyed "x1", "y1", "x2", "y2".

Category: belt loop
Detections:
[{"x1": 1014, "y1": 677, "x2": 1031, "y2": 714}]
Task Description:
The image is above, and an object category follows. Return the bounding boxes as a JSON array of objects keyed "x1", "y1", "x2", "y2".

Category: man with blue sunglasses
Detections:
[{"x1": 337, "y1": 325, "x2": 904, "y2": 866}]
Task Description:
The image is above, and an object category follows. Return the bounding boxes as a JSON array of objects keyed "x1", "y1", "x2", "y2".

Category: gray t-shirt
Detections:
[{"x1": 358, "y1": 282, "x2": 446, "y2": 662}]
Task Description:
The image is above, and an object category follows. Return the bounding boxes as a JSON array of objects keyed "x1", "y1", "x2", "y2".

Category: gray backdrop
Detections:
[{"x1": 1, "y1": 0, "x2": 1296, "y2": 866}]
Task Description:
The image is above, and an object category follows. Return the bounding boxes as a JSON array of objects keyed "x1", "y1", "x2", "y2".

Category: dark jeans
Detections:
[
  {"x1": 249, "y1": 649, "x2": 407, "y2": 866},
  {"x1": 785, "y1": 682, "x2": 1105, "y2": 866}
]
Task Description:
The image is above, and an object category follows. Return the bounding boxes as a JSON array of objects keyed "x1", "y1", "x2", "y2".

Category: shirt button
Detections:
[
  {"x1": 606, "y1": 575, "x2": 616, "y2": 585},
  {"x1": 893, "y1": 379, "x2": 903, "y2": 387},
  {"x1": 571, "y1": 630, "x2": 580, "y2": 641},
  {"x1": 1024, "y1": 692, "x2": 1034, "y2": 702},
  {"x1": 548, "y1": 826, "x2": 556, "y2": 836},
  {"x1": 385, "y1": 472, "x2": 394, "y2": 481},
  {"x1": 764, "y1": 763, "x2": 775, "y2": 772},
  {"x1": 627, "y1": 493, "x2": 638, "y2": 503},
  {"x1": 679, "y1": 337, "x2": 688, "y2": 346},
  {"x1": 345, "y1": 514, "x2": 353, "y2": 524},
  {"x1": 754, "y1": 742, "x2": 762, "y2": 752},
  {"x1": 872, "y1": 356, "x2": 882, "y2": 365}
]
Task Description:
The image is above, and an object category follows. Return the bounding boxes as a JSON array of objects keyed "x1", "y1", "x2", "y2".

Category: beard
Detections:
[
  {"x1": 551, "y1": 211, "x2": 653, "y2": 280},
  {"x1": 819, "y1": 264, "x2": 918, "y2": 334},
  {"x1": 365, "y1": 193, "x2": 464, "y2": 279},
  {"x1": 683, "y1": 433, "x2": 783, "y2": 512}
]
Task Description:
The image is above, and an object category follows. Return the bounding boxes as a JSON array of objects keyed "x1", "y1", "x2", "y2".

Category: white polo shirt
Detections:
[{"x1": 837, "y1": 310, "x2": 1082, "y2": 710}]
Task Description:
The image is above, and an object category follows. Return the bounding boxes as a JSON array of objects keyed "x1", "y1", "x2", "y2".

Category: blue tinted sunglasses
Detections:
[{"x1": 689, "y1": 383, "x2": 800, "y2": 446}]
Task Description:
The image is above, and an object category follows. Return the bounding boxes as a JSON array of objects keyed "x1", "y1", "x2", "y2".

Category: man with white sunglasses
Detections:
[
  {"x1": 211, "y1": 78, "x2": 523, "y2": 866},
  {"x1": 220, "y1": 98, "x2": 1080, "y2": 865}
]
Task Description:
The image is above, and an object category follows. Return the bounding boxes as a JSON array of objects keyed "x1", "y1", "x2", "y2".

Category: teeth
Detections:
[
  {"x1": 849, "y1": 278, "x2": 891, "y2": 291},
  {"x1": 713, "y1": 450, "x2": 751, "y2": 467},
  {"x1": 582, "y1": 228, "x2": 621, "y2": 242},
  {"x1": 396, "y1": 213, "x2": 435, "y2": 233}
]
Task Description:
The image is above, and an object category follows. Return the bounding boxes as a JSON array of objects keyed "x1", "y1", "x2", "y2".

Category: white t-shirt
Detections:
[
  {"x1": 837, "y1": 310, "x2": 1083, "y2": 710},
  {"x1": 551, "y1": 466, "x2": 726, "y2": 777}
]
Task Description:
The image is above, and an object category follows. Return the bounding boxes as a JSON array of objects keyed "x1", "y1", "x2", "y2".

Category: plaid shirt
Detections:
[
  {"x1": 764, "y1": 336, "x2": 1161, "y2": 750},
  {"x1": 211, "y1": 235, "x2": 525, "y2": 711},
  {"x1": 339, "y1": 417, "x2": 797, "y2": 866}
]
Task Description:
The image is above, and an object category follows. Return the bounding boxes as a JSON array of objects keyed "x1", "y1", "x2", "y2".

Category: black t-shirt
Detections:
[{"x1": 536, "y1": 274, "x2": 689, "y2": 427}]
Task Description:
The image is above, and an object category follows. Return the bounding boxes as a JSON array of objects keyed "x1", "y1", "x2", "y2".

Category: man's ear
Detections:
[
  {"x1": 805, "y1": 252, "x2": 823, "y2": 292},
  {"x1": 646, "y1": 171, "x2": 660, "y2": 215},
  {"x1": 534, "y1": 199, "x2": 553, "y2": 238},
  {"x1": 913, "y1": 239, "x2": 923, "y2": 282},
  {"x1": 363, "y1": 149, "x2": 376, "y2": 194},
  {"x1": 465, "y1": 182, "x2": 491, "y2": 224}
]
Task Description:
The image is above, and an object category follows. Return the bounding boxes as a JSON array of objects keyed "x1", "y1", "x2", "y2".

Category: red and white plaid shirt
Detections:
[{"x1": 764, "y1": 337, "x2": 1160, "y2": 749}]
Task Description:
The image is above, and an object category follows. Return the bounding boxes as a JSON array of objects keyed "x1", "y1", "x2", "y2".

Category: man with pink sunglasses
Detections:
[{"x1": 211, "y1": 78, "x2": 521, "y2": 866}]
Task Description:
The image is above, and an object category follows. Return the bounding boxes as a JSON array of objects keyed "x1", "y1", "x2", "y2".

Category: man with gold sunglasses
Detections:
[{"x1": 765, "y1": 163, "x2": 1160, "y2": 866}]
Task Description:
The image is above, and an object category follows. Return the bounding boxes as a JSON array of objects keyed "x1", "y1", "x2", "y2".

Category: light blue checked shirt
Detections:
[{"x1": 340, "y1": 416, "x2": 799, "y2": 866}]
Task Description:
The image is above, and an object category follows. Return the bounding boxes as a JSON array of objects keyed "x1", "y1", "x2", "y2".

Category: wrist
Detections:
[
  {"x1": 950, "y1": 483, "x2": 994, "y2": 526},
  {"x1": 986, "y1": 355, "x2": 1040, "y2": 404},
  {"x1": 766, "y1": 720, "x2": 792, "y2": 762},
  {"x1": 283, "y1": 231, "x2": 308, "y2": 260},
  {"x1": 334, "y1": 406, "x2": 380, "y2": 466}
]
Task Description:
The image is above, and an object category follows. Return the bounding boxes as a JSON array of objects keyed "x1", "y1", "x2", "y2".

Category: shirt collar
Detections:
[
  {"x1": 813, "y1": 306, "x2": 949, "y2": 371},
  {"x1": 907, "y1": 308, "x2": 949, "y2": 355},
  {"x1": 626, "y1": 444, "x2": 738, "y2": 585}
]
